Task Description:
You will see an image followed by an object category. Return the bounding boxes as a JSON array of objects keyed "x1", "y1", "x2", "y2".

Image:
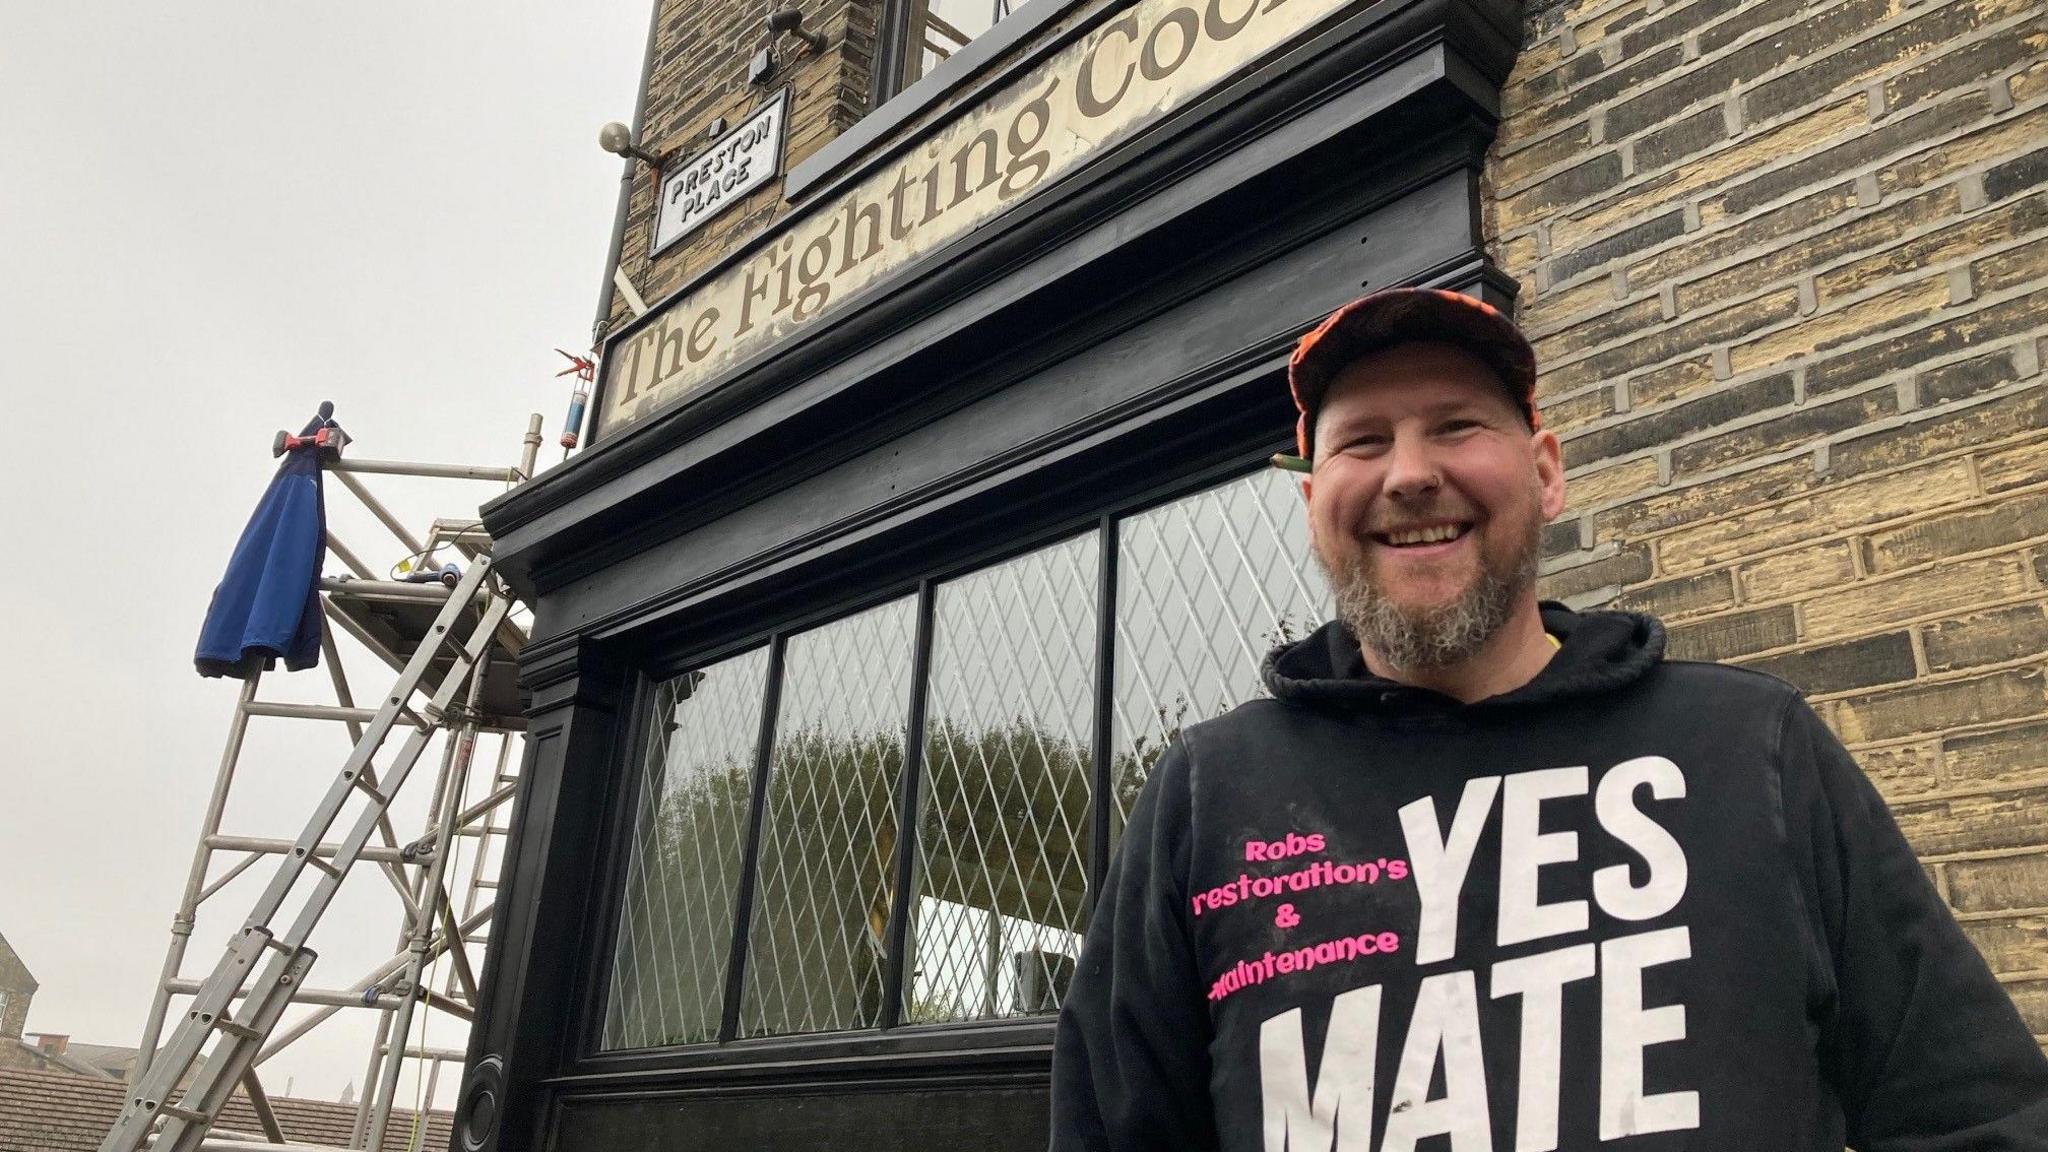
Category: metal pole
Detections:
[
  {"x1": 330, "y1": 458, "x2": 523, "y2": 483},
  {"x1": 202, "y1": 835, "x2": 410, "y2": 865},
  {"x1": 350, "y1": 1009, "x2": 399, "y2": 1149},
  {"x1": 410, "y1": 733, "x2": 466, "y2": 903},
  {"x1": 132, "y1": 673, "x2": 261, "y2": 1085},
  {"x1": 441, "y1": 732, "x2": 516, "y2": 1030},
  {"x1": 195, "y1": 853, "x2": 263, "y2": 906},
  {"x1": 255, "y1": 904, "x2": 493, "y2": 1064},
  {"x1": 383, "y1": 1045, "x2": 468, "y2": 1063},
  {"x1": 318, "y1": 579, "x2": 462, "y2": 604},
  {"x1": 331, "y1": 471, "x2": 428, "y2": 560},
  {"x1": 412, "y1": 781, "x2": 518, "y2": 852},
  {"x1": 320, "y1": 630, "x2": 367, "y2": 746},
  {"x1": 432, "y1": 883, "x2": 480, "y2": 1005},
  {"x1": 158, "y1": 980, "x2": 409, "y2": 1011},
  {"x1": 325, "y1": 535, "x2": 375, "y2": 581},
  {"x1": 234, "y1": 1070, "x2": 285, "y2": 1144},
  {"x1": 321, "y1": 629, "x2": 407, "y2": 858},
  {"x1": 366, "y1": 626, "x2": 493, "y2": 1152},
  {"x1": 241, "y1": 701, "x2": 388, "y2": 724},
  {"x1": 151, "y1": 1131, "x2": 339, "y2": 1139},
  {"x1": 351, "y1": 729, "x2": 466, "y2": 1150},
  {"x1": 417, "y1": 1060, "x2": 444, "y2": 1150},
  {"x1": 518, "y1": 414, "x2": 542, "y2": 482}
]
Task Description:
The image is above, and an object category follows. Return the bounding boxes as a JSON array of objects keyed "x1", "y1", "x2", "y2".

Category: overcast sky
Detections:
[{"x1": 0, "y1": 2, "x2": 649, "y2": 1105}]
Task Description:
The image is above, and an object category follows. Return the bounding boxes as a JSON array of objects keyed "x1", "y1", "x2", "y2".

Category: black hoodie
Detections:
[{"x1": 1050, "y1": 605, "x2": 2048, "y2": 1150}]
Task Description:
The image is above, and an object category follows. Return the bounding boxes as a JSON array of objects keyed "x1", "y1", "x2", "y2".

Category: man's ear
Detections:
[{"x1": 1532, "y1": 429, "x2": 1566, "y2": 521}]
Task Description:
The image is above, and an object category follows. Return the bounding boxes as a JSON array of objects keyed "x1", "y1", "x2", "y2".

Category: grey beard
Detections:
[{"x1": 1320, "y1": 526, "x2": 1540, "y2": 672}]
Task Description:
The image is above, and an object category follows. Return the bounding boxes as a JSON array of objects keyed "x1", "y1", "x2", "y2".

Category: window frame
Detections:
[
  {"x1": 574, "y1": 446, "x2": 1301, "y2": 1072},
  {"x1": 782, "y1": 0, "x2": 1100, "y2": 204}
]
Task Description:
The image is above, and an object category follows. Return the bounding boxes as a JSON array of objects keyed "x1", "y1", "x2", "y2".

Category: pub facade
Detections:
[{"x1": 459, "y1": 0, "x2": 2048, "y2": 1144}]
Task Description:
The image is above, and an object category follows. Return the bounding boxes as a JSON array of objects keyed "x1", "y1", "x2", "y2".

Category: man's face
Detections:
[{"x1": 1304, "y1": 341, "x2": 1565, "y2": 669}]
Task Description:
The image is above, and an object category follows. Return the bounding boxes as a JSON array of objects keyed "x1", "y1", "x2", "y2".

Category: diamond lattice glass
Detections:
[
  {"x1": 602, "y1": 648, "x2": 771, "y2": 1050},
  {"x1": 1111, "y1": 469, "x2": 1330, "y2": 836},
  {"x1": 738, "y1": 597, "x2": 919, "y2": 1037},
  {"x1": 905, "y1": 533, "x2": 1096, "y2": 1023}
]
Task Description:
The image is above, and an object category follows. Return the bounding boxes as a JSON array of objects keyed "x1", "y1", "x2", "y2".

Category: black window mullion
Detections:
[
  {"x1": 719, "y1": 634, "x2": 786, "y2": 1043},
  {"x1": 880, "y1": 578, "x2": 938, "y2": 1029},
  {"x1": 1088, "y1": 513, "x2": 1117, "y2": 921}
]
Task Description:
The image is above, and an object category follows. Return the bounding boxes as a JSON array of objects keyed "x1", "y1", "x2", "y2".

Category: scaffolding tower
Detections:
[{"x1": 109, "y1": 415, "x2": 544, "y2": 1152}]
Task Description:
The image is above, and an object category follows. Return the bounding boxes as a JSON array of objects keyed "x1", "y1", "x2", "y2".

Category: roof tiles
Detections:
[{"x1": 0, "y1": 1067, "x2": 453, "y2": 1152}]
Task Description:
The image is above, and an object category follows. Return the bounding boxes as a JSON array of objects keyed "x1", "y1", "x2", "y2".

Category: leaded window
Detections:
[
  {"x1": 1111, "y1": 469, "x2": 1329, "y2": 836},
  {"x1": 740, "y1": 597, "x2": 920, "y2": 1037},
  {"x1": 604, "y1": 647, "x2": 771, "y2": 1049},
  {"x1": 905, "y1": 531, "x2": 1096, "y2": 1023},
  {"x1": 600, "y1": 462, "x2": 1327, "y2": 1050}
]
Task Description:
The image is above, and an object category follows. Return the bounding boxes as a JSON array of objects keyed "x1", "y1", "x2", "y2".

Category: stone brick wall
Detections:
[
  {"x1": 0, "y1": 937, "x2": 36, "y2": 1041},
  {"x1": 604, "y1": 0, "x2": 881, "y2": 335},
  {"x1": 0, "y1": 1038, "x2": 71, "y2": 1075},
  {"x1": 0, "y1": 995, "x2": 24, "y2": 1047},
  {"x1": 1501, "y1": 0, "x2": 2048, "y2": 1044}
]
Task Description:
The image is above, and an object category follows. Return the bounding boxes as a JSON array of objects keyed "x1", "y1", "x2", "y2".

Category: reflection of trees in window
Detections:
[
  {"x1": 908, "y1": 531, "x2": 1095, "y2": 1022},
  {"x1": 602, "y1": 465, "x2": 1328, "y2": 1046},
  {"x1": 1112, "y1": 469, "x2": 1329, "y2": 840},
  {"x1": 1110, "y1": 611, "x2": 1321, "y2": 808},
  {"x1": 739, "y1": 724, "x2": 904, "y2": 1036},
  {"x1": 741, "y1": 597, "x2": 918, "y2": 1037},
  {"x1": 909, "y1": 717, "x2": 1090, "y2": 1021},
  {"x1": 604, "y1": 653, "x2": 767, "y2": 1051}
]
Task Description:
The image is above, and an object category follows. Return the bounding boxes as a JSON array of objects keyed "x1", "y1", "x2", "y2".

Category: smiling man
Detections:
[{"x1": 1049, "y1": 288, "x2": 2048, "y2": 1151}]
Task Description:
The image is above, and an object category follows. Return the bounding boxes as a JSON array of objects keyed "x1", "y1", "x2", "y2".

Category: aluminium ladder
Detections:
[
  {"x1": 103, "y1": 559, "x2": 511, "y2": 1152},
  {"x1": 108, "y1": 420, "x2": 541, "y2": 1152}
]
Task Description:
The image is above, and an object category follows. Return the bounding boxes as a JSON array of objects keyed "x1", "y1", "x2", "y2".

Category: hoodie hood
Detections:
[{"x1": 1262, "y1": 602, "x2": 1664, "y2": 715}]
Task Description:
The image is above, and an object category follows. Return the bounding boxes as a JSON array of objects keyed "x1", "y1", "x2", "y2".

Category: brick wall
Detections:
[
  {"x1": 0, "y1": 940, "x2": 33, "y2": 1041},
  {"x1": 604, "y1": 0, "x2": 881, "y2": 334},
  {"x1": 1502, "y1": 0, "x2": 2048, "y2": 1044}
]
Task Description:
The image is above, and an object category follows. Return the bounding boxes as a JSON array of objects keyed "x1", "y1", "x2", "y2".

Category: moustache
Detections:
[{"x1": 1358, "y1": 507, "x2": 1478, "y2": 536}]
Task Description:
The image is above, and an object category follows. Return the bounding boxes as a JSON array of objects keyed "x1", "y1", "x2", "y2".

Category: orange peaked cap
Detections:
[{"x1": 1284, "y1": 287, "x2": 1541, "y2": 465}]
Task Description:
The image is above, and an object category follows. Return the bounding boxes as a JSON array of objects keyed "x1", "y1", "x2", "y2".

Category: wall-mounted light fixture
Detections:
[
  {"x1": 597, "y1": 122, "x2": 668, "y2": 169},
  {"x1": 766, "y1": 8, "x2": 827, "y2": 55}
]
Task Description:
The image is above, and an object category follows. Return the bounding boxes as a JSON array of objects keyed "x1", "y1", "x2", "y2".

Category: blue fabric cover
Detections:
[{"x1": 194, "y1": 413, "x2": 330, "y2": 679}]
